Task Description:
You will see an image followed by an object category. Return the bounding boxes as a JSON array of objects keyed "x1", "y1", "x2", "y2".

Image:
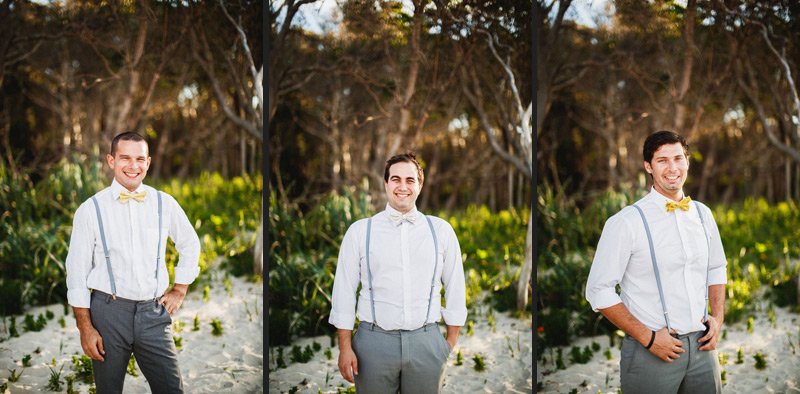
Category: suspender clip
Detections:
[{"x1": 112, "y1": 294, "x2": 117, "y2": 300}]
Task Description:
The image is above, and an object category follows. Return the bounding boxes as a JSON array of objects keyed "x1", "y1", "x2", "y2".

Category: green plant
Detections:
[
  {"x1": 275, "y1": 347, "x2": 287, "y2": 369},
  {"x1": 735, "y1": 347, "x2": 744, "y2": 364},
  {"x1": 65, "y1": 374, "x2": 76, "y2": 394},
  {"x1": 747, "y1": 316, "x2": 754, "y2": 333},
  {"x1": 21, "y1": 354, "x2": 31, "y2": 367},
  {"x1": 203, "y1": 285, "x2": 210, "y2": 302},
  {"x1": 8, "y1": 317, "x2": 19, "y2": 337},
  {"x1": 8, "y1": 368, "x2": 23, "y2": 382},
  {"x1": 721, "y1": 369, "x2": 726, "y2": 382},
  {"x1": 753, "y1": 352, "x2": 767, "y2": 370},
  {"x1": 224, "y1": 276, "x2": 233, "y2": 297},
  {"x1": 173, "y1": 320, "x2": 185, "y2": 332},
  {"x1": 604, "y1": 348, "x2": 612, "y2": 360},
  {"x1": 324, "y1": 348, "x2": 333, "y2": 360},
  {"x1": 58, "y1": 316, "x2": 66, "y2": 328},
  {"x1": 192, "y1": 314, "x2": 200, "y2": 331},
  {"x1": 718, "y1": 352, "x2": 729, "y2": 366},
  {"x1": 466, "y1": 320, "x2": 474, "y2": 337},
  {"x1": 556, "y1": 348, "x2": 566, "y2": 369},
  {"x1": 127, "y1": 355, "x2": 138, "y2": 377},
  {"x1": 47, "y1": 365, "x2": 63, "y2": 391},
  {"x1": 290, "y1": 344, "x2": 315, "y2": 363},
  {"x1": 174, "y1": 335, "x2": 183, "y2": 350},
  {"x1": 71, "y1": 354, "x2": 93, "y2": 384},
  {"x1": 210, "y1": 319, "x2": 224, "y2": 336},
  {"x1": 472, "y1": 353, "x2": 485, "y2": 372}
]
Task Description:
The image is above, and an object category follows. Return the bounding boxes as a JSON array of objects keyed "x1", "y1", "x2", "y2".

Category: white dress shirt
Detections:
[
  {"x1": 66, "y1": 179, "x2": 201, "y2": 307},
  {"x1": 585, "y1": 188, "x2": 727, "y2": 334},
  {"x1": 329, "y1": 204, "x2": 468, "y2": 330}
]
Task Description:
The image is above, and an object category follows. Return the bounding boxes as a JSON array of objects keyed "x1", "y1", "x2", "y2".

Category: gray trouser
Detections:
[
  {"x1": 90, "y1": 291, "x2": 183, "y2": 394},
  {"x1": 352, "y1": 322, "x2": 450, "y2": 394},
  {"x1": 620, "y1": 331, "x2": 721, "y2": 394}
]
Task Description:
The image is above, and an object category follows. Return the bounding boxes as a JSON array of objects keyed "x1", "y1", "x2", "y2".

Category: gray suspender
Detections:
[
  {"x1": 91, "y1": 191, "x2": 163, "y2": 299},
  {"x1": 364, "y1": 215, "x2": 439, "y2": 330},
  {"x1": 633, "y1": 201, "x2": 711, "y2": 333}
]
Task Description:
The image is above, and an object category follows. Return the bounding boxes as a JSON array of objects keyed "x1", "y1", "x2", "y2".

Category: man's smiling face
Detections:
[
  {"x1": 107, "y1": 140, "x2": 151, "y2": 192},
  {"x1": 384, "y1": 161, "x2": 422, "y2": 214},
  {"x1": 644, "y1": 142, "x2": 689, "y2": 201}
]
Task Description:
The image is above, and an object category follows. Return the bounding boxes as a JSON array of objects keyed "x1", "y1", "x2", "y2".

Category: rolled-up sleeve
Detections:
[
  {"x1": 168, "y1": 195, "x2": 201, "y2": 284},
  {"x1": 66, "y1": 203, "x2": 95, "y2": 308},
  {"x1": 329, "y1": 222, "x2": 362, "y2": 330},
  {"x1": 704, "y1": 206, "x2": 728, "y2": 286},
  {"x1": 585, "y1": 212, "x2": 634, "y2": 311},
  {"x1": 440, "y1": 222, "x2": 467, "y2": 326}
]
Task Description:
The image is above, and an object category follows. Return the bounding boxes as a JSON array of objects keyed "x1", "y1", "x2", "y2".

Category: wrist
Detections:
[{"x1": 644, "y1": 330, "x2": 656, "y2": 349}]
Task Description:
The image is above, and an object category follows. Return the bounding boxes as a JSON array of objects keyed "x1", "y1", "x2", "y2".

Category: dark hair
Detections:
[
  {"x1": 384, "y1": 152, "x2": 424, "y2": 185},
  {"x1": 110, "y1": 132, "x2": 148, "y2": 156},
  {"x1": 643, "y1": 130, "x2": 689, "y2": 162}
]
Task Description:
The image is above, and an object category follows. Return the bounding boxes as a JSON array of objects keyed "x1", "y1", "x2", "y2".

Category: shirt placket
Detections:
[
  {"x1": 675, "y1": 211, "x2": 698, "y2": 322},
  {"x1": 129, "y1": 200, "x2": 143, "y2": 299},
  {"x1": 400, "y1": 221, "x2": 411, "y2": 328}
]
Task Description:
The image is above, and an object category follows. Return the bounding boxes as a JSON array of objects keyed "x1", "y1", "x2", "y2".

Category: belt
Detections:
[{"x1": 92, "y1": 289, "x2": 161, "y2": 304}]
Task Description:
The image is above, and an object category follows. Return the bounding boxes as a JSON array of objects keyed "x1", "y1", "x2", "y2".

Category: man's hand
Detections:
[
  {"x1": 79, "y1": 325, "x2": 106, "y2": 361},
  {"x1": 698, "y1": 315, "x2": 722, "y2": 351},
  {"x1": 648, "y1": 327, "x2": 684, "y2": 362},
  {"x1": 338, "y1": 347, "x2": 359, "y2": 383},
  {"x1": 73, "y1": 307, "x2": 105, "y2": 362},
  {"x1": 160, "y1": 284, "x2": 188, "y2": 315}
]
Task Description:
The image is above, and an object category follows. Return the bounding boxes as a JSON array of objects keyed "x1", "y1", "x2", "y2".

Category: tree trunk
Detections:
[{"x1": 516, "y1": 210, "x2": 533, "y2": 310}]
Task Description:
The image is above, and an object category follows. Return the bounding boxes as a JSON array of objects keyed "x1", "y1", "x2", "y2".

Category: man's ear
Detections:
[
  {"x1": 107, "y1": 154, "x2": 115, "y2": 169},
  {"x1": 643, "y1": 161, "x2": 652, "y2": 174}
]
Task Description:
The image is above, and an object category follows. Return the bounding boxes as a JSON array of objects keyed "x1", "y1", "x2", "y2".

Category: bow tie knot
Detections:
[
  {"x1": 119, "y1": 190, "x2": 147, "y2": 204},
  {"x1": 665, "y1": 196, "x2": 691, "y2": 212},
  {"x1": 389, "y1": 212, "x2": 417, "y2": 226}
]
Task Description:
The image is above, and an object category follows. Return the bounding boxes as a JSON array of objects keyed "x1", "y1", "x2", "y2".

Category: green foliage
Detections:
[
  {"x1": 127, "y1": 355, "x2": 138, "y2": 377},
  {"x1": 472, "y1": 353, "x2": 486, "y2": 372},
  {"x1": 23, "y1": 313, "x2": 47, "y2": 332},
  {"x1": 8, "y1": 368, "x2": 23, "y2": 382},
  {"x1": 604, "y1": 348, "x2": 612, "y2": 360},
  {"x1": 753, "y1": 352, "x2": 767, "y2": 370},
  {"x1": 210, "y1": 319, "x2": 224, "y2": 336},
  {"x1": 455, "y1": 349, "x2": 463, "y2": 365},
  {"x1": 174, "y1": 335, "x2": 183, "y2": 350},
  {"x1": 275, "y1": 347, "x2": 287, "y2": 369},
  {"x1": 65, "y1": 374, "x2": 76, "y2": 394},
  {"x1": 47, "y1": 365, "x2": 63, "y2": 391},
  {"x1": 8, "y1": 317, "x2": 19, "y2": 337},
  {"x1": 22, "y1": 354, "x2": 31, "y2": 367},
  {"x1": 71, "y1": 354, "x2": 93, "y2": 384},
  {"x1": 569, "y1": 345, "x2": 593, "y2": 364},
  {"x1": 324, "y1": 348, "x2": 333, "y2": 360},
  {"x1": 58, "y1": 316, "x2": 66, "y2": 328},
  {"x1": 192, "y1": 314, "x2": 200, "y2": 331},
  {"x1": 290, "y1": 344, "x2": 315, "y2": 363},
  {"x1": 736, "y1": 347, "x2": 744, "y2": 364},
  {"x1": 203, "y1": 285, "x2": 210, "y2": 302},
  {"x1": 718, "y1": 352, "x2": 729, "y2": 366},
  {"x1": 0, "y1": 155, "x2": 260, "y2": 316}
]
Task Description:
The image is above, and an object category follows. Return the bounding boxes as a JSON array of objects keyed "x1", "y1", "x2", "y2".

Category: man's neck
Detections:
[{"x1": 654, "y1": 187, "x2": 683, "y2": 202}]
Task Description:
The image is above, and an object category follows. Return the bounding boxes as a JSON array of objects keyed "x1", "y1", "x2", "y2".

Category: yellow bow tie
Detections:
[
  {"x1": 665, "y1": 196, "x2": 691, "y2": 212},
  {"x1": 119, "y1": 191, "x2": 147, "y2": 203}
]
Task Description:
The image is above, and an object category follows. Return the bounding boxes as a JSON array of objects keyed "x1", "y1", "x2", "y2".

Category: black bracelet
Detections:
[{"x1": 645, "y1": 330, "x2": 656, "y2": 349}]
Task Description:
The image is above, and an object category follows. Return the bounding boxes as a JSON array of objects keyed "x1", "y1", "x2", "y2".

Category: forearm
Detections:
[
  {"x1": 708, "y1": 284, "x2": 725, "y2": 324},
  {"x1": 72, "y1": 307, "x2": 94, "y2": 332},
  {"x1": 599, "y1": 302, "x2": 652, "y2": 346},
  {"x1": 446, "y1": 325, "x2": 460, "y2": 342},
  {"x1": 338, "y1": 329, "x2": 353, "y2": 351}
]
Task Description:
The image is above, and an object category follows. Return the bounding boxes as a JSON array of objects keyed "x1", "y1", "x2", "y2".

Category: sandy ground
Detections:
[
  {"x1": 268, "y1": 305, "x2": 533, "y2": 393},
  {"x1": 537, "y1": 303, "x2": 800, "y2": 393},
  {"x1": 0, "y1": 272, "x2": 263, "y2": 393}
]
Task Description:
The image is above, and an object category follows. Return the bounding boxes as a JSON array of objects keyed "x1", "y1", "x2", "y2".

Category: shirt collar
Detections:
[
  {"x1": 111, "y1": 178, "x2": 147, "y2": 201},
  {"x1": 384, "y1": 203, "x2": 420, "y2": 222}
]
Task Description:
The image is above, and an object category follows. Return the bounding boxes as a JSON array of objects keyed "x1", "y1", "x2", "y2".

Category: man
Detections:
[
  {"x1": 585, "y1": 130, "x2": 727, "y2": 394},
  {"x1": 65, "y1": 131, "x2": 201, "y2": 393},
  {"x1": 329, "y1": 153, "x2": 467, "y2": 394}
]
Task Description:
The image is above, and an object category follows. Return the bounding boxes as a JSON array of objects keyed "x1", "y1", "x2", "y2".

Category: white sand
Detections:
[
  {"x1": 537, "y1": 303, "x2": 800, "y2": 393},
  {"x1": 268, "y1": 306, "x2": 533, "y2": 393},
  {"x1": 0, "y1": 272, "x2": 263, "y2": 393}
]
